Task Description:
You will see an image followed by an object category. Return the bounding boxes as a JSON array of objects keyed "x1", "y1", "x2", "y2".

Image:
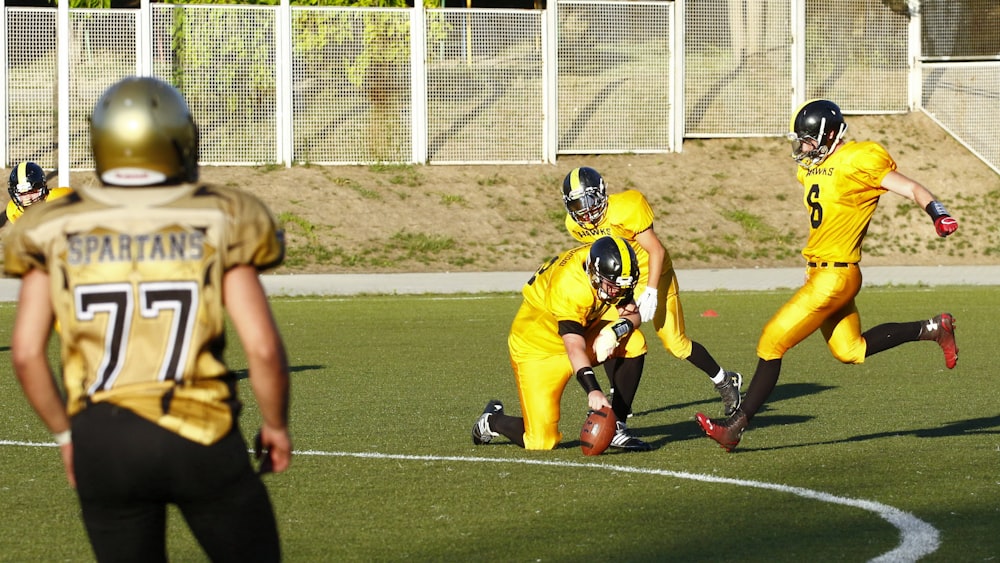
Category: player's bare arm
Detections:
[
  {"x1": 223, "y1": 264, "x2": 292, "y2": 473},
  {"x1": 881, "y1": 171, "x2": 958, "y2": 237},
  {"x1": 11, "y1": 268, "x2": 75, "y2": 486},
  {"x1": 634, "y1": 227, "x2": 666, "y2": 282},
  {"x1": 561, "y1": 331, "x2": 611, "y2": 411}
]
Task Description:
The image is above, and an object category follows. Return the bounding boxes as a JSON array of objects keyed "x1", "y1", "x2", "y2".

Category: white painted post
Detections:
[
  {"x1": 410, "y1": 4, "x2": 428, "y2": 164},
  {"x1": 57, "y1": 0, "x2": 70, "y2": 186}
]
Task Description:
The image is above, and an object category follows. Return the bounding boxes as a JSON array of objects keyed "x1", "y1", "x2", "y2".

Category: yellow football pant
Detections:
[
  {"x1": 756, "y1": 264, "x2": 867, "y2": 364},
  {"x1": 511, "y1": 326, "x2": 646, "y2": 450}
]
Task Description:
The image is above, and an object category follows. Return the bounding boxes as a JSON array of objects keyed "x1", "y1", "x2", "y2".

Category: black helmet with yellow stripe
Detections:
[
  {"x1": 8, "y1": 161, "x2": 49, "y2": 210},
  {"x1": 586, "y1": 236, "x2": 639, "y2": 304},
  {"x1": 562, "y1": 166, "x2": 608, "y2": 229}
]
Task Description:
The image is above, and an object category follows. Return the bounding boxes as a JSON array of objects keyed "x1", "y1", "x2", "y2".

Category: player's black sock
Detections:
[
  {"x1": 741, "y1": 358, "x2": 781, "y2": 421},
  {"x1": 605, "y1": 355, "x2": 645, "y2": 423},
  {"x1": 490, "y1": 414, "x2": 525, "y2": 447},
  {"x1": 863, "y1": 321, "x2": 922, "y2": 356},
  {"x1": 687, "y1": 341, "x2": 722, "y2": 379}
]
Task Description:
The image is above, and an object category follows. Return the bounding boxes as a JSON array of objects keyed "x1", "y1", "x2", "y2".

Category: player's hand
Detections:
[
  {"x1": 59, "y1": 442, "x2": 76, "y2": 489},
  {"x1": 934, "y1": 215, "x2": 958, "y2": 237},
  {"x1": 594, "y1": 326, "x2": 619, "y2": 363},
  {"x1": 635, "y1": 287, "x2": 658, "y2": 322},
  {"x1": 255, "y1": 424, "x2": 292, "y2": 474},
  {"x1": 587, "y1": 390, "x2": 611, "y2": 412}
]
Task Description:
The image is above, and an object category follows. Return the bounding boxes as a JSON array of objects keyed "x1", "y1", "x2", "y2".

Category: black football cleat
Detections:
[
  {"x1": 715, "y1": 371, "x2": 743, "y2": 416},
  {"x1": 472, "y1": 400, "x2": 503, "y2": 445},
  {"x1": 609, "y1": 421, "x2": 652, "y2": 452}
]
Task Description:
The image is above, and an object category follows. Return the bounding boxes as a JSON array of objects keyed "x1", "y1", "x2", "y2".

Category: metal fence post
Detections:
[
  {"x1": 277, "y1": 0, "x2": 292, "y2": 166},
  {"x1": 411, "y1": 4, "x2": 428, "y2": 164}
]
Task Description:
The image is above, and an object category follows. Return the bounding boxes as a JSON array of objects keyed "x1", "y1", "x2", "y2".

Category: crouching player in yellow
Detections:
[
  {"x1": 3, "y1": 161, "x2": 73, "y2": 227},
  {"x1": 472, "y1": 236, "x2": 650, "y2": 451}
]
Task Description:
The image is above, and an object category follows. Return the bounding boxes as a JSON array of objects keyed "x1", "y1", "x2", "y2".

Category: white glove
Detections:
[
  {"x1": 594, "y1": 326, "x2": 619, "y2": 363},
  {"x1": 636, "y1": 287, "x2": 658, "y2": 323}
]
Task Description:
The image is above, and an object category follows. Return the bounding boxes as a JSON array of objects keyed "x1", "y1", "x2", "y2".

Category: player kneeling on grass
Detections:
[
  {"x1": 695, "y1": 99, "x2": 959, "y2": 453},
  {"x1": 472, "y1": 236, "x2": 652, "y2": 452}
]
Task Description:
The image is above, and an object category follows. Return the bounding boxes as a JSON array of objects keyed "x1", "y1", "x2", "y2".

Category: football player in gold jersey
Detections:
[
  {"x1": 696, "y1": 99, "x2": 959, "y2": 452},
  {"x1": 561, "y1": 166, "x2": 743, "y2": 436},
  {"x1": 6, "y1": 76, "x2": 291, "y2": 561},
  {"x1": 472, "y1": 236, "x2": 648, "y2": 451},
  {"x1": 2, "y1": 161, "x2": 74, "y2": 226}
]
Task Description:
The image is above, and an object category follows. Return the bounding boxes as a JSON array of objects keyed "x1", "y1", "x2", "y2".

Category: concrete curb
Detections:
[
  {"x1": 257, "y1": 265, "x2": 999, "y2": 296},
  {"x1": 0, "y1": 266, "x2": 995, "y2": 302}
]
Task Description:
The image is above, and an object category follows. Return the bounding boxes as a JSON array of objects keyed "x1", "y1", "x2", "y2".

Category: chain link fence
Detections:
[{"x1": 2, "y1": 0, "x2": 997, "y2": 173}]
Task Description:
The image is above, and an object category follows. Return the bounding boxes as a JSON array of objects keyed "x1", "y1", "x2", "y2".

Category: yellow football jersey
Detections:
[
  {"x1": 5, "y1": 186, "x2": 74, "y2": 224},
  {"x1": 796, "y1": 140, "x2": 895, "y2": 264},
  {"x1": 564, "y1": 189, "x2": 658, "y2": 288},
  {"x1": 3, "y1": 183, "x2": 284, "y2": 445},
  {"x1": 508, "y1": 244, "x2": 615, "y2": 361}
]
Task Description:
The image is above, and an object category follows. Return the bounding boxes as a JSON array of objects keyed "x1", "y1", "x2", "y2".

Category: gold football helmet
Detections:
[{"x1": 90, "y1": 76, "x2": 199, "y2": 186}]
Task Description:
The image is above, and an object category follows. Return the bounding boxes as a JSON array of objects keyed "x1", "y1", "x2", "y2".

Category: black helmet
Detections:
[
  {"x1": 562, "y1": 166, "x2": 608, "y2": 229},
  {"x1": 8, "y1": 161, "x2": 49, "y2": 210},
  {"x1": 586, "y1": 236, "x2": 639, "y2": 304},
  {"x1": 787, "y1": 99, "x2": 847, "y2": 169}
]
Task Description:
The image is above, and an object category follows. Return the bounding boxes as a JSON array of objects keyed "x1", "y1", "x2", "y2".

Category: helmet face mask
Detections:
[
  {"x1": 8, "y1": 162, "x2": 49, "y2": 210},
  {"x1": 586, "y1": 236, "x2": 639, "y2": 305},
  {"x1": 90, "y1": 76, "x2": 199, "y2": 187},
  {"x1": 563, "y1": 167, "x2": 608, "y2": 229},
  {"x1": 788, "y1": 99, "x2": 847, "y2": 169}
]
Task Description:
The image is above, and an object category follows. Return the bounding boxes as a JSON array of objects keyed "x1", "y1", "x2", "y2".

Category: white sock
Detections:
[{"x1": 710, "y1": 368, "x2": 726, "y2": 385}]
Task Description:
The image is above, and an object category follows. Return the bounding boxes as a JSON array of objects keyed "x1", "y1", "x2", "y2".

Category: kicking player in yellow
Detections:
[
  {"x1": 696, "y1": 99, "x2": 959, "y2": 452},
  {"x1": 3, "y1": 161, "x2": 73, "y2": 226},
  {"x1": 560, "y1": 166, "x2": 743, "y2": 432},
  {"x1": 472, "y1": 236, "x2": 649, "y2": 451}
]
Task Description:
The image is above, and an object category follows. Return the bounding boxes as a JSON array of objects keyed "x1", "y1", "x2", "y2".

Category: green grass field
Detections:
[{"x1": 0, "y1": 285, "x2": 997, "y2": 562}]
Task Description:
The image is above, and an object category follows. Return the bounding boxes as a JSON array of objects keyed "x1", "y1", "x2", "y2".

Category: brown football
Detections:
[{"x1": 580, "y1": 406, "x2": 617, "y2": 456}]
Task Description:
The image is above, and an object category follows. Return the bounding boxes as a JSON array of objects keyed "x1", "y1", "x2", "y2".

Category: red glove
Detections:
[
  {"x1": 926, "y1": 201, "x2": 957, "y2": 237},
  {"x1": 934, "y1": 215, "x2": 958, "y2": 237}
]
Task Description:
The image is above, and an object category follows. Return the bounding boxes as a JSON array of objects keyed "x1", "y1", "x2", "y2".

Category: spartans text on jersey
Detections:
[{"x1": 67, "y1": 230, "x2": 206, "y2": 265}]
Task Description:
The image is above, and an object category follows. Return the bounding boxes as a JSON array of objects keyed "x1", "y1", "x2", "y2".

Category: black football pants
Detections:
[{"x1": 71, "y1": 402, "x2": 280, "y2": 563}]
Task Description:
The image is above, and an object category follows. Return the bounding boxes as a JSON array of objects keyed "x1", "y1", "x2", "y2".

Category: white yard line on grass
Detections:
[
  {"x1": 1, "y1": 441, "x2": 942, "y2": 562},
  {"x1": 300, "y1": 450, "x2": 940, "y2": 563}
]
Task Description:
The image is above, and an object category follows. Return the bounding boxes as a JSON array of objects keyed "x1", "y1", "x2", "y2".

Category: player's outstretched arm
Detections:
[
  {"x1": 223, "y1": 264, "x2": 292, "y2": 473},
  {"x1": 881, "y1": 170, "x2": 958, "y2": 237}
]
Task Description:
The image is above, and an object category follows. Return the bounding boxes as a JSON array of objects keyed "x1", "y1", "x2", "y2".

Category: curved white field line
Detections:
[
  {"x1": 299, "y1": 450, "x2": 940, "y2": 563},
  {"x1": 4, "y1": 442, "x2": 939, "y2": 561}
]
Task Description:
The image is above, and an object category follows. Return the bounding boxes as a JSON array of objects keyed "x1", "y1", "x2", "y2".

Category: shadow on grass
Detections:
[
  {"x1": 750, "y1": 414, "x2": 1000, "y2": 453},
  {"x1": 232, "y1": 364, "x2": 324, "y2": 381},
  {"x1": 620, "y1": 382, "x2": 833, "y2": 452},
  {"x1": 633, "y1": 382, "x2": 836, "y2": 418}
]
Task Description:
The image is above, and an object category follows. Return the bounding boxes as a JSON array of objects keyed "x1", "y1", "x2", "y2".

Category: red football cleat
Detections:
[
  {"x1": 695, "y1": 410, "x2": 748, "y2": 452},
  {"x1": 929, "y1": 313, "x2": 958, "y2": 369}
]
